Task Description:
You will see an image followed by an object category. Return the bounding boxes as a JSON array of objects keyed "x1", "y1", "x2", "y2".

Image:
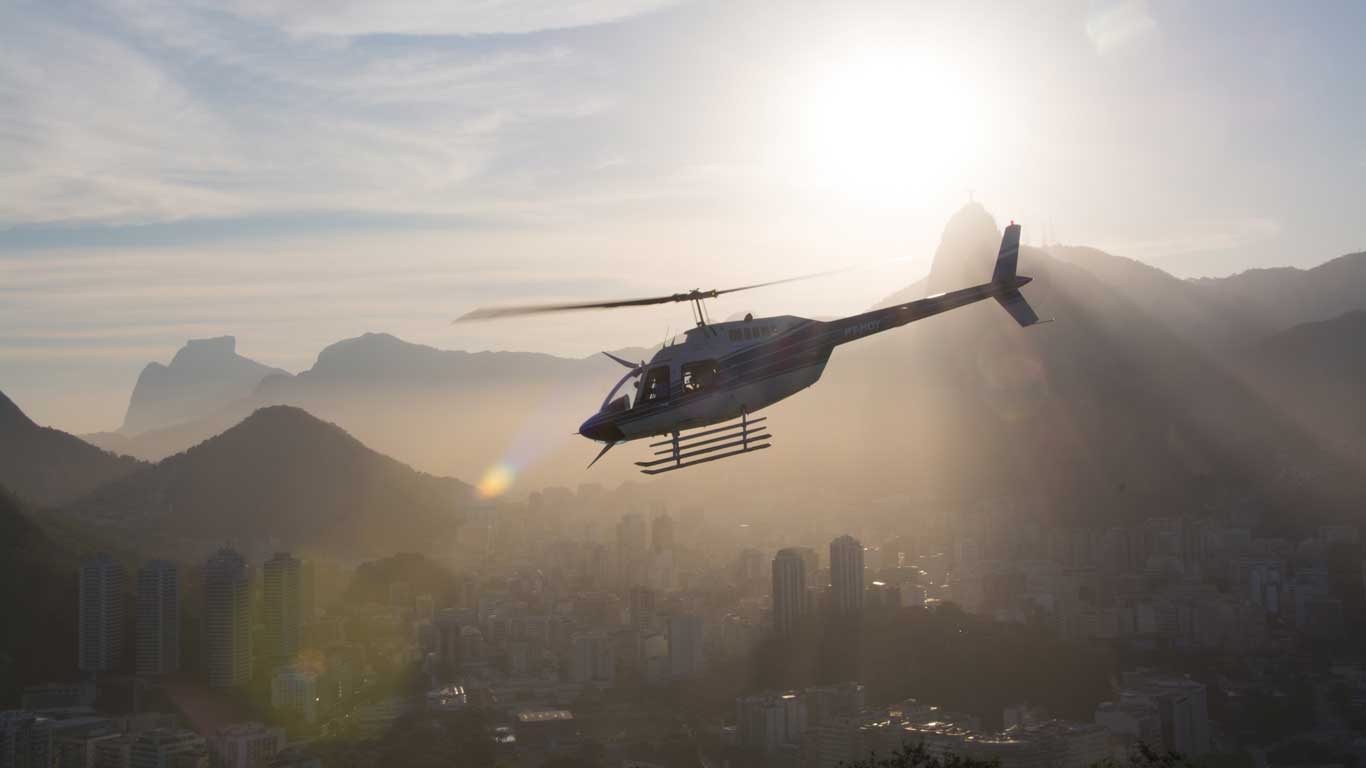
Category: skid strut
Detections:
[{"x1": 635, "y1": 410, "x2": 772, "y2": 475}]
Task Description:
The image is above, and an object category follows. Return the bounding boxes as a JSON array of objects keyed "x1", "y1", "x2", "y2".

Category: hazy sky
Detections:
[{"x1": 3, "y1": 0, "x2": 1364, "y2": 432}]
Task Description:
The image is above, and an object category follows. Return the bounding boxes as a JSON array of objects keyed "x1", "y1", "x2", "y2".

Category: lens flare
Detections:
[{"x1": 477, "y1": 463, "x2": 516, "y2": 499}]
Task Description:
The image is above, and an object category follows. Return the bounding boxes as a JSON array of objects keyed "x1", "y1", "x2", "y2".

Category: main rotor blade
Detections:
[
  {"x1": 454, "y1": 267, "x2": 849, "y2": 322},
  {"x1": 456, "y1": 294, "x2": 693, "y2": 322},
  {"x1": 713, "y1": 266, "x2": 850, "y2": 297},
  {"x1": 587, "y1": 441, "x2": 617, "y2": 469}
]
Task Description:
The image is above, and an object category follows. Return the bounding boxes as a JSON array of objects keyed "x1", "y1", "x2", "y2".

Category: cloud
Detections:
[
  {"x1": 0, "y1": 0, "x2": 656, "y2": 228},
  {"x1": 1085, "y1": 0, "x2": 1156, "y2": 55},
  {"x1": 206, "y1": 0, "x2": 678, "y2": 38}
]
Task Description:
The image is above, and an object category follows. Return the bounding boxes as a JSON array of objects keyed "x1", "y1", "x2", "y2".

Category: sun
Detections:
[{"x1": 785, "y1": 49, "x2": 984, "y2": 206}]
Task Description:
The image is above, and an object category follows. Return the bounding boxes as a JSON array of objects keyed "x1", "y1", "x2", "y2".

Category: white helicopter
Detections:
[{"x1": 458, "y1": 223, "x2": 1041, "y2": 474}]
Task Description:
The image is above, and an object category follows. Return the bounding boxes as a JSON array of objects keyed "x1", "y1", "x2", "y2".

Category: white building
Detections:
[
  {"x1": 204, "y1": 549, "x2": 251, "y2": 688},
  {"x1": 736, "y1": 692, "x2": 807, "y2": 751},
  {"x1": 136, "y1": 560, "x2": 180, "y2": 676},
  {"x1": 213, "y1": 723, "x2": 284, "y2": 768},
  {"x1": 79, "y1": 553, "x2": 126, "y2": 673},
  {"x1": 130, "y1": 728, "x2": 207, "y2": 768},
  {"x1": 271, "y1": 666, "x2": 319, "y2": 723}
]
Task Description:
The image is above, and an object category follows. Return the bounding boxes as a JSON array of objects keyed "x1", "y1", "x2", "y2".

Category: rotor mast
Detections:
[{"x1": 687, "y1": 290, "x2": 714, "y2": 327}]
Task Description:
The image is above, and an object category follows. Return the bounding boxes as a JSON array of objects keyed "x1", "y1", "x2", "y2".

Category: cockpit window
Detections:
[
  {"x1": 639, "y1": 365, "x2": 670, "y2": 405},
  {"x1": 682, "y1": 360, "x2": 720, "y2": 394}
]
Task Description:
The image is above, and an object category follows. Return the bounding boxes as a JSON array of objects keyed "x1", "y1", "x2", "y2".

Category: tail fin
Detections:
[
  {"x1": 992, "y1": 222, "x2": 1021, "y2": 284},
  {"x1": 991, "y1": 222, "x2": 1045, "y2": 327}
]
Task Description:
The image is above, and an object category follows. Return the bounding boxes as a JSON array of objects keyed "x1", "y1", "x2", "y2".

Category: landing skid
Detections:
[{"x1": 635, "y1": 411, "x2": 771, "y2": 475}]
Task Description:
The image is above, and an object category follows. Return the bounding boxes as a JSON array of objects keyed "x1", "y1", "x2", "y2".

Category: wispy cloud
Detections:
[
  {"x1": 0, "y1": 0, "x2": 666, "y2": 228},
  {"x1": 200, "y1": 0, "x2": 678, "y2": 38},
  {"x1": 1085, "y1": 0, "x2": 1156, "y2": 55}
]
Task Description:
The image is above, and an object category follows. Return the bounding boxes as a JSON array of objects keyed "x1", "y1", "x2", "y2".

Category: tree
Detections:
[
  {"x1": 840, "y1": 742, "x2": 1199, "y2": 768},
  {"x1": 839, "y1": 743, "x2": 998, "y2": 768}
]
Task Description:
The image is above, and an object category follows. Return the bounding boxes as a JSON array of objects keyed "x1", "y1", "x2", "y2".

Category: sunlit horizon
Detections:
[{"x1": 2, "y1": 0, "x2": 1364, "y2": 433}]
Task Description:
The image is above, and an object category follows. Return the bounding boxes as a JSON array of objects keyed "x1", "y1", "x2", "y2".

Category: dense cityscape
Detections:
[
  {"x1": 4, "y1": 481, "x2": 1363, "y2": 767},
  {"x1": 6, "y1": 2, "x2": 1366, "y2": 767}
]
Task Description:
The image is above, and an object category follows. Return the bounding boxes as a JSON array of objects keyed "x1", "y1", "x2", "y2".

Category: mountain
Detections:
[
  {"x1": 87, "y1": 333, "x2": 645, "y2": 487},
  {"x1": 249, "y1": 333, "x2": 638, "y2": 483},
  {"x1": 62, "y1": 406, "x2": 473, "y2": 558},
  {"x1": 79, "y1": 206, "x2": 1366, "y2": 519},
  {"x1": 1043, "y1": 245, "x2": 1269, "y2": 349},
  {"x1": 745, "y1": 203, "x2": 1356, "y2": 526},
  {"x1": 1238, "y1": 311, "x2": 1366, "y2": 464},
  {"x1": 0, "y1": 390, "x2": 145, "y2": 507},
  {"x1": 119, "y1": 336, "x2": 287, "y2": 434},
  {"x1": 0, "y1": 486, "x2": 79, "y2": 702},
  {"x1": 1191, "y1": 251, "x2": 1366, "y2": 333}
]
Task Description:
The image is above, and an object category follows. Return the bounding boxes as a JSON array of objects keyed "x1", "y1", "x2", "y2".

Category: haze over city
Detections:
[{"x1": 4, "y1": 2, "x2": 1366, "y2": 768}]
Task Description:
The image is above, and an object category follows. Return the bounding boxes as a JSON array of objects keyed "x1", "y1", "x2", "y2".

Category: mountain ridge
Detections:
[
  {"x1": 0, "y1": 390, "x2": 145, "y2": 507},
  {"x1": 63, "y1": 405, "x2": 474, "y2": 558},
  {"x1": 121, "y1": 335, "x2": 288, "y2": 435}
]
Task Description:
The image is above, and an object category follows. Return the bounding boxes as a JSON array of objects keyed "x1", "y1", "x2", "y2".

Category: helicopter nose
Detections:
[
  {"x1": 579, "y1": 414, "x2": 624, "y2": 443},
  {"x1": 579, "y1": 417, "x2": 622, "y2": 442}
]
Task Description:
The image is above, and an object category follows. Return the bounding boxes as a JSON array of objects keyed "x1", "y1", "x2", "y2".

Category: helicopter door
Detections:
[
  {"x1": 682, "y1": 359, "x2": 719, "y2": 394},
  {"x1": 638, "y1": 365, "x2": 671, "y2": 406}
]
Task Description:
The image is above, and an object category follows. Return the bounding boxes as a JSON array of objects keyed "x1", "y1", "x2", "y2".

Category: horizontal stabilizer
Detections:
[{"x1": 995, "y1": 289, "x2": 1041, "y2": 327}]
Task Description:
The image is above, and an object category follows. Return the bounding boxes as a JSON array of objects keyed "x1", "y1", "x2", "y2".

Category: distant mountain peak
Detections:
[
  {"x1": 121, "y1": 337, "x2": 288, "y2": 435},
  {"x1": 926, "y1": 202, "x2": 1003, "y2": 294},
  {"x1": 68, "y1": 403, "x2": 471, "y2": 556},
  {"x1": 169, "y1": 335, "x2": 238, "y2": 365},
  {"x1": 235, "y1": 404, "x2": 343, "y2": 434}
]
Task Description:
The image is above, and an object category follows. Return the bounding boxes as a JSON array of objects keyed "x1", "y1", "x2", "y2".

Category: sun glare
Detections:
[
  {"x1": 477, "y1": 463, "x2": 515, "y2": 499},
  {"x1": 786, "y1": 49, "x2": 984, "y2": 206}
]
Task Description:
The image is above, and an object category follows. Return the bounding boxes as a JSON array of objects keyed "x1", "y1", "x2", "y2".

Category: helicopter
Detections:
[{"x1": 457, "y1": 223, "x2": 1042, "y2": 474}]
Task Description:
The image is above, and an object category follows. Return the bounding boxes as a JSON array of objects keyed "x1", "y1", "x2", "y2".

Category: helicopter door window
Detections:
[
  {"x1": 639, "y1": 366, "x2": 671, "y2": 405},
  {"x1": 682, "y1": 359, "x2": 720, "y2": 394}
]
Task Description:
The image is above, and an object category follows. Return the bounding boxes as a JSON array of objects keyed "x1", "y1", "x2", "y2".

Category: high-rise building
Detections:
[
  {"x1": 791, "y1": 547, "x2": 819, "y2": 583},
  {"x1": 262, "y1": 553, "x2": 301, "y2": 661},
  {"x1": 136, "y1": 560, "x2": 180, "y2": 676},
  {"x1": 772, "y1": 549, "x2": 808, "y2": 634},
  {"x1": 0, "y1": 711, "x2": 54, "y2": 768},
  {"x1": 616, "y1": 513, "x2": 648, "y2": 587},
  {"x1": 668, "y1": 614, "x2": 705, "y2": 679},
  {"x1": 628, "y1": 586, "x2": 656, "y2": 632},
  {"x1": 651, "y1": 514, "x2": 674, "y2": 553},
  {"x1": 570, "y1": 631, "x2": 615, "y2": 685},
  {"x1": 300, "y1": 559, "x2": 317, "y2": 623},
  {"x1": 79, "y1": 553, "x2": 127, "y2": 673},
  {"x1": 204, "y1": 549, "x2": 251, "y2": 688},
  {"x1": 738, "y1": 548, "x2": 764, "y2": 580},
  {"x1": 830, "y1": 536, "x2": 865, "y2": 615}
]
